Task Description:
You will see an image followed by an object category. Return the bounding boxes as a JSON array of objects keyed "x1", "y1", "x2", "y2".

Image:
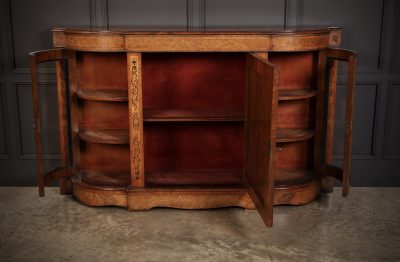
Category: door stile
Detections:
[
  {"x1": 30, "y1": 48, "x2": 74, "y2": 196},
  {"x1": 244, "y1": 53, "x2": 279, "y2": 227},
  {"x1": 314, "y1": 48, "x2": 357, "y2": 197}
]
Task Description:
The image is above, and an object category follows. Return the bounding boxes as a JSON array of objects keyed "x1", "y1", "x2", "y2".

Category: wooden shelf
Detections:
[
  {"x1": 143, "y1": 109, "x2": 244, "y2": 122},
  {"x1": 277, "y1": 128, "x2": 314, "y2": 142},
  {"x1": 80, "y1": 171, "x2": 130, "y2": 187},
  {"x1": 278, "y1": 89, "x2": 317, "y2": 101},
  {"x1": 77, "y1": 89, "x2": 128, "y2": 102},
  {"x1": 79, "y1": 129, "x2": 129, "y2": 144},
  {"x1": 146, "y1": 170, "x2": 243, "y2": 188},
  {"x1": 274, "y1": 169, "x2": 320, "y2": 189}
]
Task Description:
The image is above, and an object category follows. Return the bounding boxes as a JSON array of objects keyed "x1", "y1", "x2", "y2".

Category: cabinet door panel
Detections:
[
  {"x1": 30, "y1": 49, "x2": 73, "y2": 196},
  {"x1": 314, "y1": 48, "x2": 357, "y2": 196},
  {"x1": 244, "y1": 53, "x2": 278, "y2": 227}
]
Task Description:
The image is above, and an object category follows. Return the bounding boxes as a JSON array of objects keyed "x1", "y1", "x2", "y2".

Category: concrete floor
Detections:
[{"x1": 0, "y1": 188, "x2": 399, "y2": 261}]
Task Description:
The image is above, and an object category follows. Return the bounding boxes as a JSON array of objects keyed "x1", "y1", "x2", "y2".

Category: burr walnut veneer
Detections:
[{"x1": 30, "y1": 27, "x2": 356, "y2": 226}]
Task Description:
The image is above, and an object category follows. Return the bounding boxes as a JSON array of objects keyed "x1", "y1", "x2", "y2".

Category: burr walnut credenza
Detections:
[{"x1": 30, "y1": 27, "x2": 356, "y2": 226}]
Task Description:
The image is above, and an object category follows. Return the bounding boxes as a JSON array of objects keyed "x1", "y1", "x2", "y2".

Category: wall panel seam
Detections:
[
  {"x1": 0, "y1": 83, "x2": 11, "y2": 159},
  {"x1": 382, "y1": 81, "x2": 400, "y2": 160},
  {"x1": 389, "y1": 0, "x2": 400, "y2": 73},
  {"x1": 5, "y1": 0, "x2": 17, "y2": 72},
  {"x1": 89, "y1": 0, "x2": 96, "y2": 28}
]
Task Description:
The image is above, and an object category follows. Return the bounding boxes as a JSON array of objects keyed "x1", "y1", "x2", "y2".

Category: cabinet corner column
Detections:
[{"x1": 127, "y1": 53, "x2": 145, "y2": 187}]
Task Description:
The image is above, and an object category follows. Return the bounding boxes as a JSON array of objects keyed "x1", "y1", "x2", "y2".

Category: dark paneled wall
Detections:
[{"x1": 0, "y1": 0, "x2": 399, "y2": 186}]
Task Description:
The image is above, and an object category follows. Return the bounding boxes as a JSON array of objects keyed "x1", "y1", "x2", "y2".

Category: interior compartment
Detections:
[
  {"x1": 74, "y1": 51, "x2": 320, "y2": 190},
  {"x1": 76, "y1": 52, "x2": 130, "y2": 187},
  {"x1": 272, "y1": 51, "x2": 319, "y2": 187},
  {"x1": 268, "y1": 51, "x2": 318, "y2": 89},
  {"x1": 277, "y1": 99, "x2": 315, "y2": 129},
  {"x1": 80, "y1": 142, "x2": 130, "y2": 172},
  {"x1": 144, "y1": 122, "x2": 243, "y2": 170},
  {"x1": 141, "y1": 52, "x2": 246, "y2": 188},
  {"x1": 76, "y1": 52, "x2": 128, "y2": 90},
  {"x1": 275, "y1": 140, "x2": 313, "y2": 169},
  {"x1": 79, "y1": 100, "x2": 128, "y2": 129},
  {"x1": 141, "y1": 53, "x2": 246, "y2": 111},
  {"x1": 143, "y1": 122, "x2": 243, "y2": 187}
]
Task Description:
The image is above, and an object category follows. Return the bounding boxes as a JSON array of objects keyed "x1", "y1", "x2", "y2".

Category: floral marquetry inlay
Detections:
[{"x1": 128, "y1": 53, "x2": 144, "y2": 186}]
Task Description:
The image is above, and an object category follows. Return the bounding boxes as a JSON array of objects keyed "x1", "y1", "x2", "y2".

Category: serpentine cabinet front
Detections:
[{"x1": 30, "y1": 28, "x2": 356, "y2": 227}]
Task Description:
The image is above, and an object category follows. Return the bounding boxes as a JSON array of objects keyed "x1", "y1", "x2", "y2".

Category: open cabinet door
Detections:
[
  {"x1": 244, "y1": 53, "x2": 278, "y2": 227},
  {"x1": 30, "y1": 49, "x2": 73, "y2": 197},
  {"x1": 314, "y1": 48, "x2": 357, "y2": 197}
]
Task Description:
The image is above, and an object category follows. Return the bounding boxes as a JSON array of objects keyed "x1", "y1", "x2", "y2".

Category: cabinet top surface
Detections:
[
  {"x1": 52, "y1": 27, "x2": 342, "y2": 52},
  {"x1": 53, "y1": 26, "x2": 339, "y2": 35}
]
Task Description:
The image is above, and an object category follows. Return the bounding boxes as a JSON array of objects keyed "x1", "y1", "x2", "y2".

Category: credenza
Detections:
[{"x1": 30, "y1": 27, "x2": 356, "y2": 226}]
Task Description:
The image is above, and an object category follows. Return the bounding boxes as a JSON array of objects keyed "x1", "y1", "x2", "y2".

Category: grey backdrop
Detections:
[{"x1": 0, "y1": 0, "x2": 399, "y2": 186}]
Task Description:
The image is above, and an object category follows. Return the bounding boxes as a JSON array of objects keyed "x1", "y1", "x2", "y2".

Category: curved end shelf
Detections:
[
  {"x1": 79, "y1": 129, "x2": 129, "y2": 144},
  {"x1": 146, "y1": 170, "x2": 243, "y2": 187},
  {"x1": 274, "y1": 169, "x2": 320, "y2": 189},
  {"x1": 277, "y1": 128, "x2": 314, "y2": 143},
  {"x1": 70, "y1": 174, "x2": 129, "y2": 208},
  {"x1": 278, "y1": 89, "x2": 317, "y2": 101},
  {"x1": 143, "y1": 109, "x2": 244, "y2": 122},
  {"x1": 77, "y1": 89, "x2": 128, "y2": 102},
  {"x1": 79, "y1": 171, "x2": 130, "y2": 188}
]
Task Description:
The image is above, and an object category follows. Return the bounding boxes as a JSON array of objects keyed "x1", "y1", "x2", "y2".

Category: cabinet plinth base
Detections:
[
  {"x1": 72, "y1": 178, "x2": 128, "y2": 208},
  {"x1": 127, "y1": 188, "x2": 255, "y2": 210},
  {"x1": 71, "y1": 174, "x2": 321, "y2": 210}
]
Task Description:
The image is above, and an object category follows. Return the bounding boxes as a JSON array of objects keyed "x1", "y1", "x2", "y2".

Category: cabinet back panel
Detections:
[
  {"x1": 269, "y1": 52, "x2": 318, "y2": 89},
  {"x1": 79, "y1": 100, "x2": 129, "y2": 129},
  {"x1": 80, "y1": 142, "x2": 130, "y2": 172},
  {"x1": 143, "y1": 122, "x2": 243, "y2": 171},
  {"x1": 76, "y1": 52, "x2": 128, "y2": 90},
  {"x1": 141, "y1": 53, "x2": 246, "y2": 111}
]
